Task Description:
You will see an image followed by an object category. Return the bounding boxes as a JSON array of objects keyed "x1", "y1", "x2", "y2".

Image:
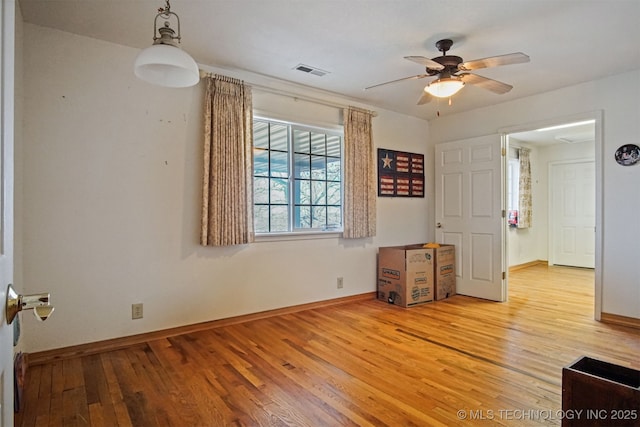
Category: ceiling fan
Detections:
[{"x1": 365, "y1": 39, "x2": 530, "y2": 105}]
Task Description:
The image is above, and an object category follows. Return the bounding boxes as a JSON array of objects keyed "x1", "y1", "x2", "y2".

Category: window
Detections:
[
  {"x1": 253, "y1": 118, "x2": 343, "y2": 234},
  {"x1": 507, "y1": 157, "x2": 520, "y2": 211},
  {"x1": 507, "y1": 150, "x2": 520, "y2": 226}
]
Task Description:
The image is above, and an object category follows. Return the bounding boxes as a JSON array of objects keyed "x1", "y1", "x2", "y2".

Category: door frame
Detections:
[
  {"x1": 499, "y1": 110, "x2": 603, "y2": 321},
  {"x1": 0, "y1": 0, "x2": 16, "y2": 424}
]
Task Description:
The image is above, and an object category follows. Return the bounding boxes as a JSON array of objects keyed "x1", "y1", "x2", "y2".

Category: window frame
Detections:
[{"x1": 253, "y1": 116, "x2": 344, "y2": 238}]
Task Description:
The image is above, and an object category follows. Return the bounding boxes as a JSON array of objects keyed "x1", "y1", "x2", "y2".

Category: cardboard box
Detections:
[
  {"x1": 433, "y1": 244, "x2": 456, "y2": 300},
  {"x1": 377, "y1": 245, "x2": 434, "y2": 307}
]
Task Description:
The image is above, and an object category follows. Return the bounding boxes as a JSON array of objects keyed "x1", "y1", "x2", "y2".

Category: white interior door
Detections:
[
  {"x1": 0, "y1": 0, "x2": 15, "y2": 425},
  {"x1": 435, "y1": 135, "x2": 505, "y2": 301},
  {"x1": 550, "y1": 161, "x2": 595, "y2": 268}
]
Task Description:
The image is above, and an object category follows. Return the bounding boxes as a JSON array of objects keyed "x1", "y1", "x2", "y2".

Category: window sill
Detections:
[{"x1": 254, "y1": 231, "x2": 343, "y2": 243}]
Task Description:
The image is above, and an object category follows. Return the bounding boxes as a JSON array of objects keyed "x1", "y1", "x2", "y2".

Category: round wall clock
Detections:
[{"x1": 614, "y1": 144, "x2": 640, "y2": 166}]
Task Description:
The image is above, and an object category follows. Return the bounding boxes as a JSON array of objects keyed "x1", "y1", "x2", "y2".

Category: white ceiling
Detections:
[
  {"x1": 509, "y1": 121, "x2": 595, "y2": 146},
  {"x1": 18, "y1": 0, "x2": 640, "y2": 121}
]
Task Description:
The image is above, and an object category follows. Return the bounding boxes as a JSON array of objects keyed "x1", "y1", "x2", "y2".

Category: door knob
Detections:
[
  {"x1": 5, "y1": 284, "x2": 55, "y2": 324},
  {"x1": 436, "y1": 222, "x2": 442, "y2": 228}
]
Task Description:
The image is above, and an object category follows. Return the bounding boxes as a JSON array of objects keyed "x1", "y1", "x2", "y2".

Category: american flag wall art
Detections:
[{"x1": 377, "y1": 148, "x2": 425, "y2": 197}]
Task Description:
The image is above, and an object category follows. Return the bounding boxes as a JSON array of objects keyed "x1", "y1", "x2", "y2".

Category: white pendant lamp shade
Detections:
[
  {"x1": 424, "y1": 77, "x2": 465, "y2": 98},
  {"x1": 135, "y1": 0, "x2": 199, "y2": 88},
  {"x1": 134, "y1": 44, "x2": 199, "y2": 88}
]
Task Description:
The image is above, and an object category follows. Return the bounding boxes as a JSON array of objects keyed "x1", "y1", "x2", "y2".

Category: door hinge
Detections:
[
  {"x1": 502, "y1": 209, "x2": 506, "y2": 218},
  {"x1": 502, "y1": 271, "x2": 506, "y2": 280},
  {"x1": 501, "y1": 147, "x2": 506, "y2": 156}
]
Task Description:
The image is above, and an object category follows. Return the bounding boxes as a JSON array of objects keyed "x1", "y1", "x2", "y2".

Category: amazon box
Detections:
[
  {"x1": 434, "y1": 244, "x2": 456, "y2": 300},
  {"x1": 377, "y1": 245, "x2": 434, "y2": 307}
]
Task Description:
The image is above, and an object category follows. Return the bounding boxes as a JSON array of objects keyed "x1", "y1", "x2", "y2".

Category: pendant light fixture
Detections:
[{"x1": 134, "y1": 0, "x2": 199, "y2": 88}]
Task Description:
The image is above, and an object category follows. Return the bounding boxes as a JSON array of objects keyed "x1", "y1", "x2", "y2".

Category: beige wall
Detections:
[{"x1": 18, "y1": 23, "x2": 431, "y2": 352}]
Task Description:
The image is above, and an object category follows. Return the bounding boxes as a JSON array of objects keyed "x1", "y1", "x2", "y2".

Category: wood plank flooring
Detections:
[{"x1": 16, "y1": 265, "x2": 640, "y2": 426}]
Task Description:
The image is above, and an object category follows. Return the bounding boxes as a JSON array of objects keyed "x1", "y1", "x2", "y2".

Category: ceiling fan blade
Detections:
[
  {"x1": 364, "y1": 74, "x2": 430, "y2": 90},
  {"x1": 459, "y1": 52, "x2": 530, "y2": 71},
  {"x1": 417, "y1": 91, "x2": 432, "y2": 105},
  {"x1": 459, "y1": 73, "x2": 513, "y2": 94},
  {"x1": 404, "y1": 56, "x2": 445, "y2": 71}
]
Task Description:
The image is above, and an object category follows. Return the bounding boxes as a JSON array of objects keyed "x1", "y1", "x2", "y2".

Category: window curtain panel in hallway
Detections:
[
  {"x1": 343, "y1": 107, "x2": 376, "y2": 238},
  {"x1": 201, "y1": 75, "x2": 254, "y2": 246},
  {"x1": 518, "y1": 147, "x2": 532, "y2": 228}
]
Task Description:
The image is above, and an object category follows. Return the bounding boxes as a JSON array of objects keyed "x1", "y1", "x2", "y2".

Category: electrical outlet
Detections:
[
  {"x1": 337, "y1": 277, "x2": 344, "y2": 289},
  {"x1": 132, "y1": 303, "x2": 143, "y2": 319}
]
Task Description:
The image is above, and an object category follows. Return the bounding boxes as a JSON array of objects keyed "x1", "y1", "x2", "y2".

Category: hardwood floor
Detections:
[{"x1": 16, "y1": 265, "x2": 640, "y2": 426}]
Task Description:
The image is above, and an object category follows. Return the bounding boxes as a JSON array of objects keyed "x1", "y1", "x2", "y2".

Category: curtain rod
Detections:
[{"x1": 199, "y1": 71, "x2": 377, "y2": 117}]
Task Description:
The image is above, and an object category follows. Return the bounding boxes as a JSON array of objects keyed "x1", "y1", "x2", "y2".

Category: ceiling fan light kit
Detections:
[
  {"x1": 134, "y1": 0, "x2": 199, "y2": 88},
  {"x1": 365, "y1": 38, "x2": 530, "y2": 105},
  {"x1": 424, "y1": 76, "x2": 465, "y2": 98}
]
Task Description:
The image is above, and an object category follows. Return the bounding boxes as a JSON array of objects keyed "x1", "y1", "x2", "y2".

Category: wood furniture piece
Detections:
[{"x1": 562, "y1": 356, "x2": 640, "y2": 426}]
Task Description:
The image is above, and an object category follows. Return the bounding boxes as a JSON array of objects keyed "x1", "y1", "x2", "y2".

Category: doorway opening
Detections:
[{"x1": 505, "y1": 117, "x2": 599, "y2": 313}]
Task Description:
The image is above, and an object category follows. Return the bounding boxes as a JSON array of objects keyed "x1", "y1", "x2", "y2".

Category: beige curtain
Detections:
[
  {"x1": 201, "y1": 75, "x2": 254, "y2": 246},
  {"x1": 518, "y1": 147, "x2": 532, "y2": 228},
  {"x1": 343, "y1": 107, "x2": 376, "y2": 238}
]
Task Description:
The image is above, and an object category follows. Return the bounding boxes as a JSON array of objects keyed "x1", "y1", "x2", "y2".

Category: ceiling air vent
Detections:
[
  {"x1": 294, "y1": 64, "x2": 329, "y2": 77},
  {"x1": 555, "y1": 132, "x2": 594, "y2": 144}
]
